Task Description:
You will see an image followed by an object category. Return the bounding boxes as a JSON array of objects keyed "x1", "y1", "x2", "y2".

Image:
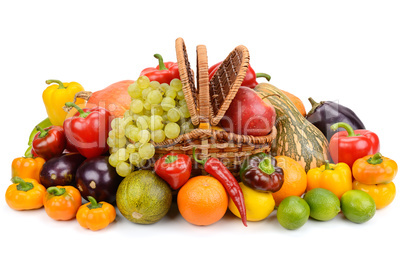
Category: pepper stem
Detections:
[
  {"x1": 367, "y1": 152, "x2": 383, "y2": 165},
  {"x1": 258, "y1": 157, "x2": 275, "y2": 175},
  {"x1": 65, "y1": 102, "x2": 91, "y2": 118},
  {"x1": 45, "y1": 79, "x2": 65, "y2": 89},
  {"x1": 192, "y1": 147, "x2": 206, "y2": 166},
  {"x1": 87, "y1": 196, "x2": 103, "y2": 209},
  {"x1": 11, "y1": 177, "x2": 34, "y2": 192},
  {"x1": 154, "y1": 54, "x2": 168, "y2": 70},
  {"x1": 165, "y1": 155, "x2": 178, "y2": 164},
  {"x1": 47, "y1": 186, "x2": 66, "y2": 196},
  {"x1": 255, "y1": 73, "x2": 271, "y2": 82},
  {"x1": 330, "y1": 122, "x2": 359, "y2": 137},
  {"x1": 35, "y1": 125, "x2": 48, "y2": 138},
  {"x1": 324, "y1": 161, "x2": 334, "y2": 170}
]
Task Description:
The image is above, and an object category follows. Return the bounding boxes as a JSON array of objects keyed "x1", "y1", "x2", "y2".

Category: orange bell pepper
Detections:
[
  {"x1": 76, "y1": 196, "x2": 116, "y2": 231},
  {"x1": 352, "y1": 180, "x2": 396, "y2": 209},
  {"x1": 11, "y1": 156, "x2": 45, "y2": 183},
  {"x1": 352, "y1": 153, "x2": 398, "y2": 185},
  {"x1": 5, "y1": 177, "x2": 46, "y2": 211},
  {"x1": 44, "y1": 186, "x2": 82, "y2": 221},
  {"x1": 307, "y1": 161, "x2": 352, "y2": 199}
]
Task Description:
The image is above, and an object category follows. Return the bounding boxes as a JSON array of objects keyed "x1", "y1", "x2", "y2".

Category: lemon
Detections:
[
  {"x1": 304, "y1": 188, "x2": 340, "y2": 221},
  {"x1": 228, "y1": 182, "x2": 275, "y2": 222},
  {"x1": 277, "y1": 196, "x2": 310, "y2": 230},
  {"x1": 340, "y1": 190, "x2": 376, "y2": 223}
]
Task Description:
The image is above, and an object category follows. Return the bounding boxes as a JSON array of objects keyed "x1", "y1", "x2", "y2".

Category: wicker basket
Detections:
[{"x1": 149, "y1": 37, "x2": 276, "y2": 176}]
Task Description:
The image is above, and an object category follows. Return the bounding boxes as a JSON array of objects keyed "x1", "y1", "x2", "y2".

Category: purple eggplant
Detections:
[
  {"x1": 39, "y1": 153, "x2": 86, "y2": 188},
  {"x1": 75, "y1": 156, "x2": 123, "y2": 203},
  {"x1": 306, "y1": 97, "x2": 365, "y2": 141}
]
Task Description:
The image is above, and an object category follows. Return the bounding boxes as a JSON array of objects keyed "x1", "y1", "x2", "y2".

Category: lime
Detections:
[
  {"x1": 277, "y1": 196, "x2": 310, "y2": 230},
  {"x1": 340, "y1": 190, "x2": 376, "y2": 224},
  {"x1": 304, "y1": 188, "x2": 340, "y2": 221}
]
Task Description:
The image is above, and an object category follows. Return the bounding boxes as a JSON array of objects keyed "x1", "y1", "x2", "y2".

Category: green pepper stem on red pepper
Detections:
[{"x1": 239, "y1": 153, "x2": 284, "y2": 193}]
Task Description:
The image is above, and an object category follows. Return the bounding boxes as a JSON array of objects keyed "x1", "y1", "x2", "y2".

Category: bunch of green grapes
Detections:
[{"x1": 107, "y1": 76, "x2": 195, "y2": 177}]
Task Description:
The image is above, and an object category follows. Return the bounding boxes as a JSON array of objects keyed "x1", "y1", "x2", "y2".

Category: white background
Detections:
[{"x1": 1, "y1": 1, "x2": 401, "y2": 267}]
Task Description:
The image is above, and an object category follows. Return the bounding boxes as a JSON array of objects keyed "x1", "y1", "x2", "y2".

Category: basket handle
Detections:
[{"x1": 196, "y1": 45, "x2": 210, "y2": 129}]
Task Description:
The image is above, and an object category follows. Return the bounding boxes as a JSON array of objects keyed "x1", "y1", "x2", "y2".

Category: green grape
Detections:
[
  {"x1": 147, "y1": 90, "x2": 163, "y2": 104},
  {"x1": 136, "y1": 116, "x2": 149, "y2": 130},
  {"x1": 176, "y1": 90, "x2": 185, "y2": 100},
  {"x1": 161, "y1": 97, "x2": 176, "y2": 111},
  {"x1": 165, "y1": 88, "x2": 177, "y2": 99},
  {"x1": 134, "y1": 142, "x2": 142, "y2": 150},
  {"x1": 160, "y1": 83, "x2": 170, "y2": 93},
  {"x1": 138, "y1": 143, "x2": 155, "y2": 159},
  {"x1": 138, "y1": 129, "x2": 151, "y2": 144},
  {"x1": 151, "y1": 129, "x2": 165, "y2": 143},
  {"x1": 137, "y1": 76, "x2": 150, "y2": 89},
  {"x1": 151, "y1": 105, "x2": 164, "y2": 116},
  {"x1": 129, "y1": 152, "x2": 141, "y2": 165},
  {"x1": 170, "y1": 78, "x2": 182, "y2": 91},
  {"x1": 143, "y1": 101, "x2": 152, "y2": 111},
  {"x1": 123, "y1": 110, "x2": 131, "y2": 118},
  {"x1": 124, "y1": 121, "x2": 134, "y2": 133},
  {"x1": 115, "y1": 126, "x2": 126, "y2": 138},
  {"x1": 116, "y1": 148, "x2": 129, "y2": 161},
  {"x1": 108, "y1": 153, "x2": 119, "y2": 167},
  {"x1": 116, "y1": 161, "x2": 132, "y2": 177},
  {"x1": 149, "y1": 80, "x2": 160, "y2": 90},
  {"x1": 142, "y1": 87, "x2": 152, "y2": 101},
  {"x1": 126, "y1": 143, "x2": 136, "y2": 153},
  {"x1": 179, "y1": 98, "x2": 187, "y2": 107},
  {"x1": 109, "y1": 147, "x2": 118, "y2": 154},
  {"x1": 106, "y1": 137, "x2": 116, "y2": 148},
  {"x1": 114, "y1": 136, "x2": 127, "y2": 148},
  {"x1": 165, "y1": 122, "x2": 180, "y2": 139},
  {"x1": 128, "y1": 82, "x2": 142, "y2": 99},
  {"x1": 156, "y1": 86, "x2": 166, "y2": 96},
  {"x1": 108, "y1": 130, "x2": 116, "y2": 139},
  {"x1": 150, "y1": 115, "x2": 164, "y2": 131},
  {"x1": 181, "y1": 121, "x2": 194, "y2": 134},
  {"x1": 167, "y1": 108, "x2": 181, "y2": 122},
  {"x1": 162, "y1": 113, "x2": 168, "y2": 122},
  {"x1": 125, "y1": 125, "x2": 139, "y2": 141},
  {"x1": 111, "y1": 117, "x2": 123, "y2": 130},
  {"x1": 130, "y1": 99, "x2": 144, "y2": 114},
  {"x1": 179, "y1": 105, "x2": 191, "y2": 119}
]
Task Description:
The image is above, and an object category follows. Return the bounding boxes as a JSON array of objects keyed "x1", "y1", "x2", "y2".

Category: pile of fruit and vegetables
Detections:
[{"x1": 6, "y1": 39, "x2": 398, "y2": 231}]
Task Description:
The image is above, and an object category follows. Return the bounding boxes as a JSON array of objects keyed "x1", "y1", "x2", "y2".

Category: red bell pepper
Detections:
[
  {"x1": 63, "y1": 102, "x2": 113, "y2": 159},
  {"x1": 329, "y1": 122, "x2": 380, "y2": 168},
  {"x1": 208, "y1": 62, "x2": 271, "y2": 89},
  {"x1": 140, "y1": 54, "x2": 180, "y2": 84},
  {"x1": 154, "y1": 153, "x2": 192, "y2": 190},
  {"x1": 32, "y1": 126, "x2": 66, "y2": 160}
]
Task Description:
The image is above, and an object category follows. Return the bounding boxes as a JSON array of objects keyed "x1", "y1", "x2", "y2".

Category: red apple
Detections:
[{"x1": 220, "y1": 86, "x2": 276, "y2": 136}]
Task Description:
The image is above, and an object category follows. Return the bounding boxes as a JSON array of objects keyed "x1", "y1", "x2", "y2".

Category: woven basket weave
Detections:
[{"x1": 152, "y1": 37, "x2": 277, "y2": 176}]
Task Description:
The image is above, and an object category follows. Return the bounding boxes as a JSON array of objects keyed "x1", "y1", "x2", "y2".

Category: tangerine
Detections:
[
  {"x1": 272, "y1": 156, "x2": 307, "y2": 206},
  {"x1": 177, "y1": 176, "x2": 228, "y2": 226}
]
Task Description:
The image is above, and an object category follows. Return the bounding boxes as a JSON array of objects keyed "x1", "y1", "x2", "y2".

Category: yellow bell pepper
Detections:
[
  {"x1": 42, "y1": 79, "x2": 85, "y2": 126},
  {"x1": 306, "y1": 161, "x2": 352, "y2": 199}
]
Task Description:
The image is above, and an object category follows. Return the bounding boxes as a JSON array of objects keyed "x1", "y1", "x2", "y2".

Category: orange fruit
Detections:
[
  {"x1": 272, "y1": 156, "x2": 307, "y2": 206},
  {"x1": 352, "y1": 180, "x2": 396, "y2": 209},
  {"x1": 177, "y1": 176, "x2": 228, "y2": 226}
]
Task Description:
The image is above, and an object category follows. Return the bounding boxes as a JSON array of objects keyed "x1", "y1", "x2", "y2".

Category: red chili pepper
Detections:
[
  {"x1": 208, "y1": 61, "x2": 271, "y2": 89},
  {"x1": 329, "y1": 122, "x2": 380, "y2": 169},
  {"x1": 63, "y1": 102, "x2": 113, "y2": 159},
  {"x1": 154, "y1": 153, "x2": 192, "y2": 190},
  {"x1": 32, "y1": 126, "x2": 66, "y2": 160},
  {"x1": 140, "y1": 54, "x2": 180, "y2": 84},
  {"x1": 193, "y1": 148, "x2": 247, "y2": 227}
]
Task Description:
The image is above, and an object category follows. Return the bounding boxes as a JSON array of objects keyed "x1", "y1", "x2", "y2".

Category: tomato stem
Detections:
[
  {"x1": 46, "y1": 79, "x2": 65, "y2": 89},
  {"x1": 367, "y1": 153, "x2": 383, "y2": 165}
]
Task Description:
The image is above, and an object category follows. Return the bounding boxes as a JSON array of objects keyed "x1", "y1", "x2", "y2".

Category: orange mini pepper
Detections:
[
  {"x1": 352, "y1": 153, "x2": 398, "y2": 185},
  {"x1": 44, "y1": 186, "x2": 82, "y2": 221},
  {"x1": 76, "y1": 196, "x2": 116, "y2": 231},
  {"x1": 352, "y1": 180, "x2": 396, "y2": 209},
  {"x1": 12, "y1": 156, "x2": 45, "y2": 183},
  {"x1": 5, "y1": 177, "x2": 46, "y2": 211},
  {"x1": 307, "y1": 161, "x2": 352, "y2": 199}
]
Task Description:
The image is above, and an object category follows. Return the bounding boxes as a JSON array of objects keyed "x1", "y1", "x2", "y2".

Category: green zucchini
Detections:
[{"x1": 255, "y1": 83, "x2": 330, "y2": 172}]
